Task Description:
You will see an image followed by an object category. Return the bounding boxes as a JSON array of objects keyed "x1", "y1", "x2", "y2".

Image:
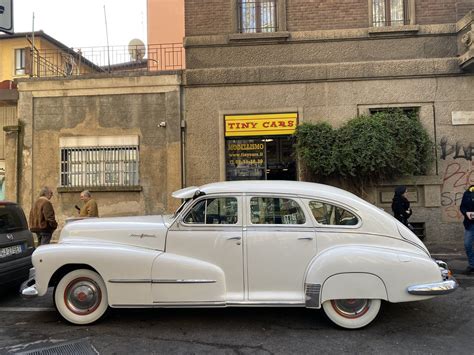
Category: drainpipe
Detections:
[{"x1": 179, "y1": 84, "x2": 186, "y2": 188}]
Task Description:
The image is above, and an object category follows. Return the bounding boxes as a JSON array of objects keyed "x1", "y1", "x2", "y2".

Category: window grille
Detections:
[
  {"x1": 60, "y1": 146, "x2": 139, "y2": 188},
  {"x1": 238, "y1": 0, "x2": 277, "y2": 33},
  {"x1": 369, "y1": 107, "x2": 419, "y2": 118},
  {"x1": 372, "y1": 0, "x2": 408, "y2": 27}
]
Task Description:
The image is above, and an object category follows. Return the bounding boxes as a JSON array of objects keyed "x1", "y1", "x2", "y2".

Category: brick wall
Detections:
[
  {"x1": 455, "y1": 0, "x2": 474, "y2": 20},
  {"x1": 185, "y1": 0, "x2": 232, "y2": 36},
  {"x1": 416, "y1": 0, "x2": 458, "y2": 24},
  {"x1": 184, "y1": 0, "x2": 472, "y2": 36},
  {"x1": 287, "y1": 0, "x2": 368, "y2": 31}
]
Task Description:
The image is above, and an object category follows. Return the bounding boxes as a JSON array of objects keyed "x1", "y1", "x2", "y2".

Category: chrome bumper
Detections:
[
  {"x1": 407, "y1": 260, "x2": 458, "y2": 296},
  {"x1": 20, "y1": 267, "x2": 38, "y2": 298}
]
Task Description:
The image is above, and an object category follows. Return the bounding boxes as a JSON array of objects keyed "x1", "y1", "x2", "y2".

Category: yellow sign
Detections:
[{"x1": 225, "y1": 113, "x2": 298, "y2": 137}]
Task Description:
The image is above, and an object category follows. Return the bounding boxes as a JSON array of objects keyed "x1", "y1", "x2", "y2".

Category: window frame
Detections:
[
  {"x1": 232, "y1": 0, "x2": 287, "y2": 34},
  {"x1": 14, "y1": 48, "x2": 26, "y2": 76},
  {"x1": 307, "y1": 199, "x2": 361, "y2": 229},
  {"x1": 59, "y1": 136, "x2": 140, "y2": 189},
  {"x1": 180, "y1": 195, "x2": 241, "y2": 227},
  {"x1": 369, "y1": 0, "x2": 415, "y2": 27},
  {"x1": 247, "y1": 195, "x2": 309, "y2": 226}
]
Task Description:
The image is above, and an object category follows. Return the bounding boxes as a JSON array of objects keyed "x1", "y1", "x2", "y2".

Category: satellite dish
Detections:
[{"x1": 128, "y1": 39, "x2": 146, "y2": 61}]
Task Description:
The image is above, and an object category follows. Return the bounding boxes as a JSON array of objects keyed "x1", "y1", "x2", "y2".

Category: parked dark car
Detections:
[{"x1": 0, "y1": 202, "x2": 35, "y2": 290}]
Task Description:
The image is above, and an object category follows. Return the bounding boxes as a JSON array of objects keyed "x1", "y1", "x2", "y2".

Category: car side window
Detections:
[
  {"x1": 183, "y1": 197, "x2": 238, "y2": 224},
  {"x1": 250, "y1": 197, "x2": 306, "y2": 224},
  {"x1": 309, "y1": 201, "x2": 359, "y2": 226}
]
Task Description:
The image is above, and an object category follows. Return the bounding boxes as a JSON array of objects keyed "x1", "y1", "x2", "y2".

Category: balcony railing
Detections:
[{"x1": 25, "y1": 43, "x2": 184, "y2": 78}]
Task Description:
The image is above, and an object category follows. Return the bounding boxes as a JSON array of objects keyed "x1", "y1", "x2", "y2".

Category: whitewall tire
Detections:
[
  {"x1": 54, "y1": 269, "x2": 108, "y2": 325},
  {"x1": 322, "y1": 299, "x2": 381, "y2": 329}
]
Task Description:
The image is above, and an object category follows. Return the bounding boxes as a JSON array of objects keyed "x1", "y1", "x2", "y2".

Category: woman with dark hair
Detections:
[{"x1": 391, "y1": 185, "x2": 412, "y2": 227}]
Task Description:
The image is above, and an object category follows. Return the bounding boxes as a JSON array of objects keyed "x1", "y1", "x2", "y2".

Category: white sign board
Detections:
[
  {"x1": 0, "y1": 0, "x2": 13, "y2": 34},
  {"x1": 452, "y1": 111, "x2": 474, "y2": 125}
]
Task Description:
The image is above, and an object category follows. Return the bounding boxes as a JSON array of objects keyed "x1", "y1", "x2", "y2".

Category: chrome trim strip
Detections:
[
  {"x1": 152, "y1": 301, "x2": 226, "y2": 307},
  {"x1": 227, "y1": 301, "x2": 304, "y2": 306},
  {"x1": 108, "y1": 279, "x2": 216, "y2": 284},
  {"x1": 109, "y1": 279, "x2": 152, "y2": 284},
  {"x1": 151, "y1": 279, "x2": 217, "y2": 284},
  {"x1": 407, "y1": 278, "x2": 458, "y2": 296}
]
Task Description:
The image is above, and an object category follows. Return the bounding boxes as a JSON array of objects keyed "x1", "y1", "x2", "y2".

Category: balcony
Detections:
[{"x1": 24, "y1": 43, "x2": 184, "y2": 78}]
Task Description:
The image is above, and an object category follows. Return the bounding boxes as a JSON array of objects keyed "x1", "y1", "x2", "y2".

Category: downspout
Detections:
[{"x1": 179, "y1": 80, "x2": 186, "y2": 188}]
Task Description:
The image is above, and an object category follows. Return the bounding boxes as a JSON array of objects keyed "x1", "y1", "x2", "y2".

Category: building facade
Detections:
[
  {"x1": 0, "y1": 31, "x2": 99, "y2": 200},
  {"x1": 8, "y1": 72, "x2": 183, "y2": 240},
  {"x1": 182, "y1": 1, "x2": 474, "y2": 243}
]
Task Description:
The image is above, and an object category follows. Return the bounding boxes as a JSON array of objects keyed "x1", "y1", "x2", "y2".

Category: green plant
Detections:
[{"x1": 295, "y1": 110, "x2": 434, "y2": 186}]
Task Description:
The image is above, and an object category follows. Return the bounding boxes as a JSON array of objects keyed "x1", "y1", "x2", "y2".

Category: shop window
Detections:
[
  {"x1": 250, "y1": 197, "x2": 305, "y2": 224},
  {"x1": 309, "y1": 201, "x2": 359, "y2": 226},
  {"x1": 371, "y1": 0, "x2": 411, "y2": 27},
  {"x1": 226, "y1": 136, "x2": 296, "y2": 181},
  {"x1": 15, "y1": 48, "x2": 26, "y2": 75},
  {"x1": 184, "y1": 197, "x2": 238, "y2": 225},
  {"x1": 59, "y1": 136, "x2": 139, "y2": 188},
  {"x1": 238, "y1": 0, "x2": 277, "y2": 33}
]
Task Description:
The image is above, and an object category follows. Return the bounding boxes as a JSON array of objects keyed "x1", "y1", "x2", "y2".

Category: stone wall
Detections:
[{"x1": 11, "y1": 73, "x2": 183, "y2": 240}]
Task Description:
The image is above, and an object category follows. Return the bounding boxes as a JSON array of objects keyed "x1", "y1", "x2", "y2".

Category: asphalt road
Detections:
[{"x1": 0, "y1": 252, "x2": 473, "y2": 355}]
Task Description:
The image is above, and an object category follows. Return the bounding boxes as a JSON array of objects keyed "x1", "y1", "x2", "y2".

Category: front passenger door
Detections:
[{"x1": 152, "y1": 196, "x2": 244, "y2": 303}]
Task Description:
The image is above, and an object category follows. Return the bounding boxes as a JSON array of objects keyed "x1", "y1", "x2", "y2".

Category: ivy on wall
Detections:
[{"x1": 295, "y1": 110, "x2": 434, "y2": 186}]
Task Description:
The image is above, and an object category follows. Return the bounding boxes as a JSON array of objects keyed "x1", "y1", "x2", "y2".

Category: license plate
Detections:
[{"x1": 0, "y1": 244, "x2": 23, "y2": 258}]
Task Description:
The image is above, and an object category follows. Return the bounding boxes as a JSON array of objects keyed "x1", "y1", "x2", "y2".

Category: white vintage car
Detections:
[{"x1": 22, "y1": 181, "x2": 457, "y2": 329}]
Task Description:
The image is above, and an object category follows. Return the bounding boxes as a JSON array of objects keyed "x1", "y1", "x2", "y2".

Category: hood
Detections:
[{"x1": 59, "y1": 215, "x2": 170, "y2": 251}]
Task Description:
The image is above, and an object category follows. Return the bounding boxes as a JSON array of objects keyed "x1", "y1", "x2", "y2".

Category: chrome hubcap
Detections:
[
  {"x1": 65, "y1": 278, "x2": 101, "y2": 315},
  {"x1": 331, "y1": 299, "x2": 370, "y2": 318}
]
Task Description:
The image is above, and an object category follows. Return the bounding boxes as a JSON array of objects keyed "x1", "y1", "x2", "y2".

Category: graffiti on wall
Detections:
[{"x1": 440, "y1": 137, "x2": 474, "y2": 222}]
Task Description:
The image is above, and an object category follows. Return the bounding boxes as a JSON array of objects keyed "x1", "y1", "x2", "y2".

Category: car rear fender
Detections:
[{"x1": 304, "y1": 245, "x2": 440, "y2": 307}]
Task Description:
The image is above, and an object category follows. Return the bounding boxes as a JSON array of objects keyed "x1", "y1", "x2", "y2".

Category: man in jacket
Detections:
[
  {"x1": 79, "y1": 190, "x2": 99, "y2": 217},
  {"x1": 460, "y1": 184, "x2": 474, "y2": 274},
  {"x1": 29, "y1": 186, "x2": 58, "y2": 245}
]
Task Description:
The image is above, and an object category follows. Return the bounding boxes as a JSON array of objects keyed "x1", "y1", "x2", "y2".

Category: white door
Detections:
[
  {"x1": 245, "y1": 195, "x2": 317, "y2": 302},
  {"x1": 152, "y1": 195, "x2": 244, "y2": 303}
]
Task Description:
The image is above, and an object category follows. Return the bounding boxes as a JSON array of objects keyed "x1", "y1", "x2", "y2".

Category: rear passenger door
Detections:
[{"x1": 244, "y1": 195, "x2": 317, "y2": 302}]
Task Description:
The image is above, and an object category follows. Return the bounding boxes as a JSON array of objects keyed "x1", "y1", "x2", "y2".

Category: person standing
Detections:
[
  {"x1": 79, "y1": 190, "x2": 99, "y2": 217},
  {"x1": 460, "y1": 185, "x2": 474, "y2": 274},
  {"x1": 29, "y1": 186, "x2": 58, "y2": 245},
  {"x1": 391, "y1": 185, "x2": 412, "y2": 227}
]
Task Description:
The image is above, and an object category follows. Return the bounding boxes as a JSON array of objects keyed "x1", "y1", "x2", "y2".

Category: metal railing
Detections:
[{"x1": 26, "y1": 43, "x2": 184, "y2": 78}]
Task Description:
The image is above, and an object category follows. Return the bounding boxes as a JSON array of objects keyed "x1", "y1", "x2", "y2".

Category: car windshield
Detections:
[
  {"x1": 0, "y1": 204, "x2": 28, "y2": 233},
  {"x1": 172, "y1": 198, "x2": 191, "y2": 219}
]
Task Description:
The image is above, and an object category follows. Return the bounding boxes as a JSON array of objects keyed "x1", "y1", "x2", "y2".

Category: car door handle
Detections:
[
  {"x1": 298, "y1": 237, "x2": 313, "y2": 241},
  {"x1": 226, "y1": 236, "x2": 242, "y2": 241}
]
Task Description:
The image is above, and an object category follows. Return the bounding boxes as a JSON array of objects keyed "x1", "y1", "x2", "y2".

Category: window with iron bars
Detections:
[
  {"x1": 60, "y1": 146, "x2": 139, "y2": 188},
  {"x1": 372, "y1": 0, "x2": 409, "y2": 27},
  {"x1": 238, "y1": 0, "x2": 277, "y2": 33}
]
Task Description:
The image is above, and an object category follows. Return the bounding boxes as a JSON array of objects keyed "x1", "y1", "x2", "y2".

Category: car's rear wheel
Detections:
[
  {"x1": 54, "y1": 269, "x2": 108, "y2": 325},
  {"x1": 322, "y1": 299, "x2": 381, "y2": 329}
]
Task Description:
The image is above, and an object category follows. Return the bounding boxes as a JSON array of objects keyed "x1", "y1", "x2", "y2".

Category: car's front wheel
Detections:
[
  {"x1": 54, "y1": 269, "x2": 108, "y2": 325},
  {"x1": 322, "y1": 299, "x2": 381, "y2": 329}
]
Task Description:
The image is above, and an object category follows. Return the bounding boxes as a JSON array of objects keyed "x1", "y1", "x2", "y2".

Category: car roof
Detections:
[{"x1": 196, "y1": 180, "x2": 361, "y2": 201}]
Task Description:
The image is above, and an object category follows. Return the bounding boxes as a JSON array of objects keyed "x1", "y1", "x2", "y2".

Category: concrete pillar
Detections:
[{"x1": 3, "y1": 125, "x2": 20, "y2": 202}]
